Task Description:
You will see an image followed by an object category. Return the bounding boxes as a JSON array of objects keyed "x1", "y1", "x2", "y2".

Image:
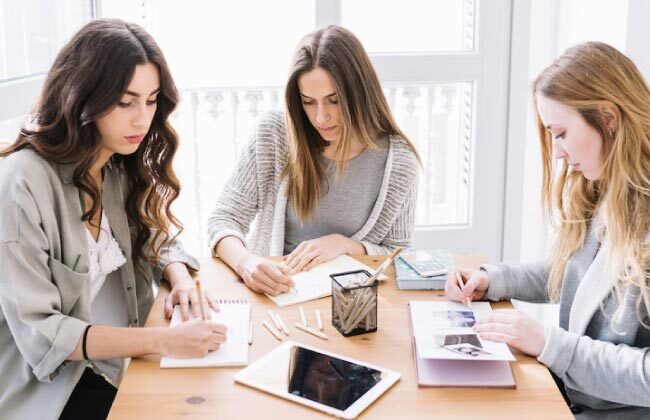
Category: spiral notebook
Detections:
[{"x1": 160, "y1": 299, "x2": 250, "y2": 368}]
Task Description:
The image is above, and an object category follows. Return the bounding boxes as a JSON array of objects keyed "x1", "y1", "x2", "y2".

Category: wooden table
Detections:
[{"x1": 108, "y1": 256, "x2": 572, "y2": 419}]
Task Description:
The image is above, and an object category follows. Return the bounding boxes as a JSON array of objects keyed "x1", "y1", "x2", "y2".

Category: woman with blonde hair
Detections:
[
  {"x1": 446, "y1": 41, "x2": 650, "y2": 418},
  {"x1": 208, "y1": 25, "x2": 419, "y2": 295}
]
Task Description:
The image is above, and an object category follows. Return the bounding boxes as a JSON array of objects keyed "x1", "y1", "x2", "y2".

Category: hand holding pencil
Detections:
[{"x1": 444, "y1": 268, "x2": 490, "y2": 306}]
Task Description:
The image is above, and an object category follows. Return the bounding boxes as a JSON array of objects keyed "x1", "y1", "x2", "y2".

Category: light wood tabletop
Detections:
[{"x1": 108, "y1": 255, "x2": 572, "y2": 419}]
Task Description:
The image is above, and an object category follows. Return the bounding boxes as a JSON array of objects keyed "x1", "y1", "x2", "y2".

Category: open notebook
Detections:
[
  {"x1": 267, "y1": 255, "x2": 387, "y2": 307},
  {"x1": 408, "y1": 301, "x2": 516, "y2": 388},
  {"x1": 160, "y1": 299, "x2": 250, "y2": 368}
]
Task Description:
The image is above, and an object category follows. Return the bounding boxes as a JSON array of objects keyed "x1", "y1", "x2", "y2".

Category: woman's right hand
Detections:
[
  {"x1": 160, "y1": 319, "x2": 227, "y2": 358},
  {"x1": 236, "y1": 254, "x2": 295, "y2": 296},
  {"x1": 445, "y1": 268, "x2": 490, "y2": 303}
]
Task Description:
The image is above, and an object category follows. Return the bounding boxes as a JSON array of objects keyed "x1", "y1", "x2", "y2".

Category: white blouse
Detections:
[{"x1": 86, "y1": 211, "x2": 130, "y2": 330}]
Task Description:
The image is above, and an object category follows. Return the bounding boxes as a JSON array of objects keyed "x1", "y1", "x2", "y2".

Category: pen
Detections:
[
  {"x1": 315, "y1": 309, "x2": 323, "y2": 331},
  {"x1": 195, "y1": 280, "x2": 207, "y2": 321},
  {"x1": 248, "y1": 320, "x2": 253, "y2": 345},
  {"x1": 299, "y1": 306, "x2": 307, "y2": 327},
  {"x1": 279, "y1": 262, "x2": 298, "y2": 293},
  {"x1": 455, "y1": 271, "x2": 472, "y2": 309},
  {"x1": 295, "y1": 323, "x2": 328, "y2": 340},
  {"x1": 262, "y1": 320, "x2": 283, "y2": 341}
]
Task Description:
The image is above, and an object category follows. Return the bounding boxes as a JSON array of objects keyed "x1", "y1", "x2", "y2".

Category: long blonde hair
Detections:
[
  {"x1": 283, "y1": 25, "x2": 420, "y2": 222},
  {"x1": 533, "y1": 42, "x2": 650, "y2": 325}
]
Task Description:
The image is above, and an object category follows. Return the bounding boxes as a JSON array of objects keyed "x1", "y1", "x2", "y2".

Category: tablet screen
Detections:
[{"x1": 287, "y1": 346, "x2": 382, "y2": 410}]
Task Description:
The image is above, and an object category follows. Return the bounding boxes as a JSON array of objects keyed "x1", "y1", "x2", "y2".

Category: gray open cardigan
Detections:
[
  {"x1": 207, "y1": 110, "x2": 419, "y2": 256},
  {"x1": 0, "y1": 149, "x2": 199, "y2": 420},
  {"x1": 482, "y1": 219, "x2": 650, "y2": 419}
]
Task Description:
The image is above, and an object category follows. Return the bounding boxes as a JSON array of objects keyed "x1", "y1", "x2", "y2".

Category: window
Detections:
[
  {"x1": 63, "y1": 0, "x2": 513, "y2": 260},
  {"x1": 0, "y1": 0, "x2": 94, "y2": 141}
]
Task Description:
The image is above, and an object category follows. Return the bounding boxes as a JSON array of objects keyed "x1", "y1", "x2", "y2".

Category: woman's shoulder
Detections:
[
  {"x1": 387, "y1": 135, "x2": 419, "y2": 173},
  {"x1": 0, "y1": 149, "x2": 58, "y2": 189},
  {"x1": 248, "y1": 109, "x2": 289, "y2": 157}
]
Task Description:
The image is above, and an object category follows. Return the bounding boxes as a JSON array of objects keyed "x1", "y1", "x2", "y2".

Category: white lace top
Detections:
[{"x1": 86, "y1": 210, "x2": 129, "y2": 329}]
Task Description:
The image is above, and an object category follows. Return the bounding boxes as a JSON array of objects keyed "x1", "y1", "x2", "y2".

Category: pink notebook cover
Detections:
[{"x1": 407, "y1": 303, "x2": 516, "y2": 388}]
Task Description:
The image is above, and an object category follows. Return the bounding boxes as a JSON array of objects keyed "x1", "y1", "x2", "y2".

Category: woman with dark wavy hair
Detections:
[{"x1": 0, "y1": 19, "x2": 225, "y2": 419}]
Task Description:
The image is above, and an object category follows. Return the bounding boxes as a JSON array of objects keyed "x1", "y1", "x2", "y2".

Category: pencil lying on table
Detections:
[
  {"x1": 295, "y1": 323, "x2": 328, "y2": 340},
  {"x1": 262, "y1": 320, "x2": 283, "y2": 341}
]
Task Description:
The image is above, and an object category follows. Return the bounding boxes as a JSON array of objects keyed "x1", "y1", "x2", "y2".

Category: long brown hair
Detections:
[
  {"x1": 1, "y1": 18, "x2": 182, "y2": 270},
  {"x1": 284, "y1": 25, "x2": 420, "y2": 222},
  {"x1": 533, "y1": 42, "x2": 650, "y2": 325}
]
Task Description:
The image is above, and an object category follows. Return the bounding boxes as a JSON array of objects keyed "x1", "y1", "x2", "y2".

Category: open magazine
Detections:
[{"x1": 410, "y1": 301, "x2": 515, "y2": 361}]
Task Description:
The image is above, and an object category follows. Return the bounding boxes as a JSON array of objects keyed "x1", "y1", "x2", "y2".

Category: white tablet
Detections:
[{"x1": 234, "y1": 341, "x2": 400, "y2": 419}]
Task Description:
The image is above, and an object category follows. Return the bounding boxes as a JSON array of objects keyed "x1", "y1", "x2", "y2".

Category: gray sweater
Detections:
[
  {"x1": 207, "y1": 110, "x2": 419, "y2": 256},
  {"x1": 482, "y1": 220, "x2": 650, "y2": 419},
  {"x1": 284, "y1": 136, "x2": 389, "y2": 254}
]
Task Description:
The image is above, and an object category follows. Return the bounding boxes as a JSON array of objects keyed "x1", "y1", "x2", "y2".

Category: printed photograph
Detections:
[
  {"x1": 433, "y1": 333, "x2": 491, "y2": 357},
  {"x1": 431, "y1": 310, "x2": 476, "y2": 328}
]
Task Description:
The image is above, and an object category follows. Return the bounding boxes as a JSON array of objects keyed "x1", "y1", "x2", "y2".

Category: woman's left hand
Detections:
[
  {"x1": 163, "y1": 262, "x2": 220, "y2": 321},
  {"x1": 285, "y1": 234, "x2": 358, "y2": 273},
  {"x1": 473, "y1": 309, "x2": 546, "y2": 357}
]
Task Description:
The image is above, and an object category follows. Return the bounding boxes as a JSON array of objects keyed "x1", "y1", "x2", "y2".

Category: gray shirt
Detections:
[
  {"x1": 207, "y1": 110, "x2": 419, "y2": 257},
  {"x1": 284, "y1": 138, "x2": 389, "y2": 254},
  {"x1": 482, "y1": 219, "x2": 650, "y2": 419}
]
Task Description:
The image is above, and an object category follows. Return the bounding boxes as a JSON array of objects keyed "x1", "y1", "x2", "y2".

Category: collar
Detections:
[{"x1": 55, "y1": 157, "x2": 115, "y2": 184}]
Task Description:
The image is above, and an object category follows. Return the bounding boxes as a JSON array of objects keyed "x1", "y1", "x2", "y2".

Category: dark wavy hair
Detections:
[{"x1": 1, "y1": 18, "x2": 183, "y2": 270}]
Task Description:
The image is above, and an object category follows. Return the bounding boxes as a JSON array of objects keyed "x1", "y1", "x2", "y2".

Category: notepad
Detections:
[
  {"x1": 160, "y1": 299, "x2": 250, "y2": 368},
  {"x1": 267, "y1": 255, "x2": 387, "y2": 307}
]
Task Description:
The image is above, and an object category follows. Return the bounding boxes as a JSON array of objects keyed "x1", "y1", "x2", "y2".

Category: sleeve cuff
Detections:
[
  {"x1": 32, "y1": 316, "x2": 88, "y2": 382},
  {"x1": 481, "y1": 264, "x2": 509, "y2": 301},
  {"x1": 359, "y1": 240, "x2": 389, "y2": 256},
  {"x1": 208, "y1": 228, "x2": 247, "y2": 257},
  {"x1": 537, "y1": 325, "x2": 580, "y2": 377}
]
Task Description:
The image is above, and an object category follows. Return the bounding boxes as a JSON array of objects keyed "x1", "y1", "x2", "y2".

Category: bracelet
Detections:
[{"x1": 82, "y1": 325, "x2": 92, "y2": 361}]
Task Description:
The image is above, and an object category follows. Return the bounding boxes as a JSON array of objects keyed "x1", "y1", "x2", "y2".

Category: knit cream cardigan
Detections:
[{"x1": 207, "y1": 110, "x2": 419, "y2": 256}]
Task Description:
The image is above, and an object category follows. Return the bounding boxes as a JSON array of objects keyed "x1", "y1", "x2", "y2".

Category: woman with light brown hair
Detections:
[
  {"x1": 0, "y1": 19, "x2": 225, "y2": 419},
  {"x1": 208, "y1": 25, "x2": 420, "y2": 295},
  {"x1": 446, "y1": 42, "x2": 650, "y2": 418}
]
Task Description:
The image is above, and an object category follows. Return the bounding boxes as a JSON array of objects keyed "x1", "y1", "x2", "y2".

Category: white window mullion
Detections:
[{"x1": 315, "y1": 0, "x2": 340, "y2": 26}]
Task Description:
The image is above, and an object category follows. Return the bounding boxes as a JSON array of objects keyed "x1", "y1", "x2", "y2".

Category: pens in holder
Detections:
[
  {"x1": 363, "y1": 246, "x2": 404, "y2": 286},
  {"x1": 195, "y1": 280, "x2": 207, "y2": 321},
  {"x1": 455, "y1": 272, "x2": 472, "y2": 309}
]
